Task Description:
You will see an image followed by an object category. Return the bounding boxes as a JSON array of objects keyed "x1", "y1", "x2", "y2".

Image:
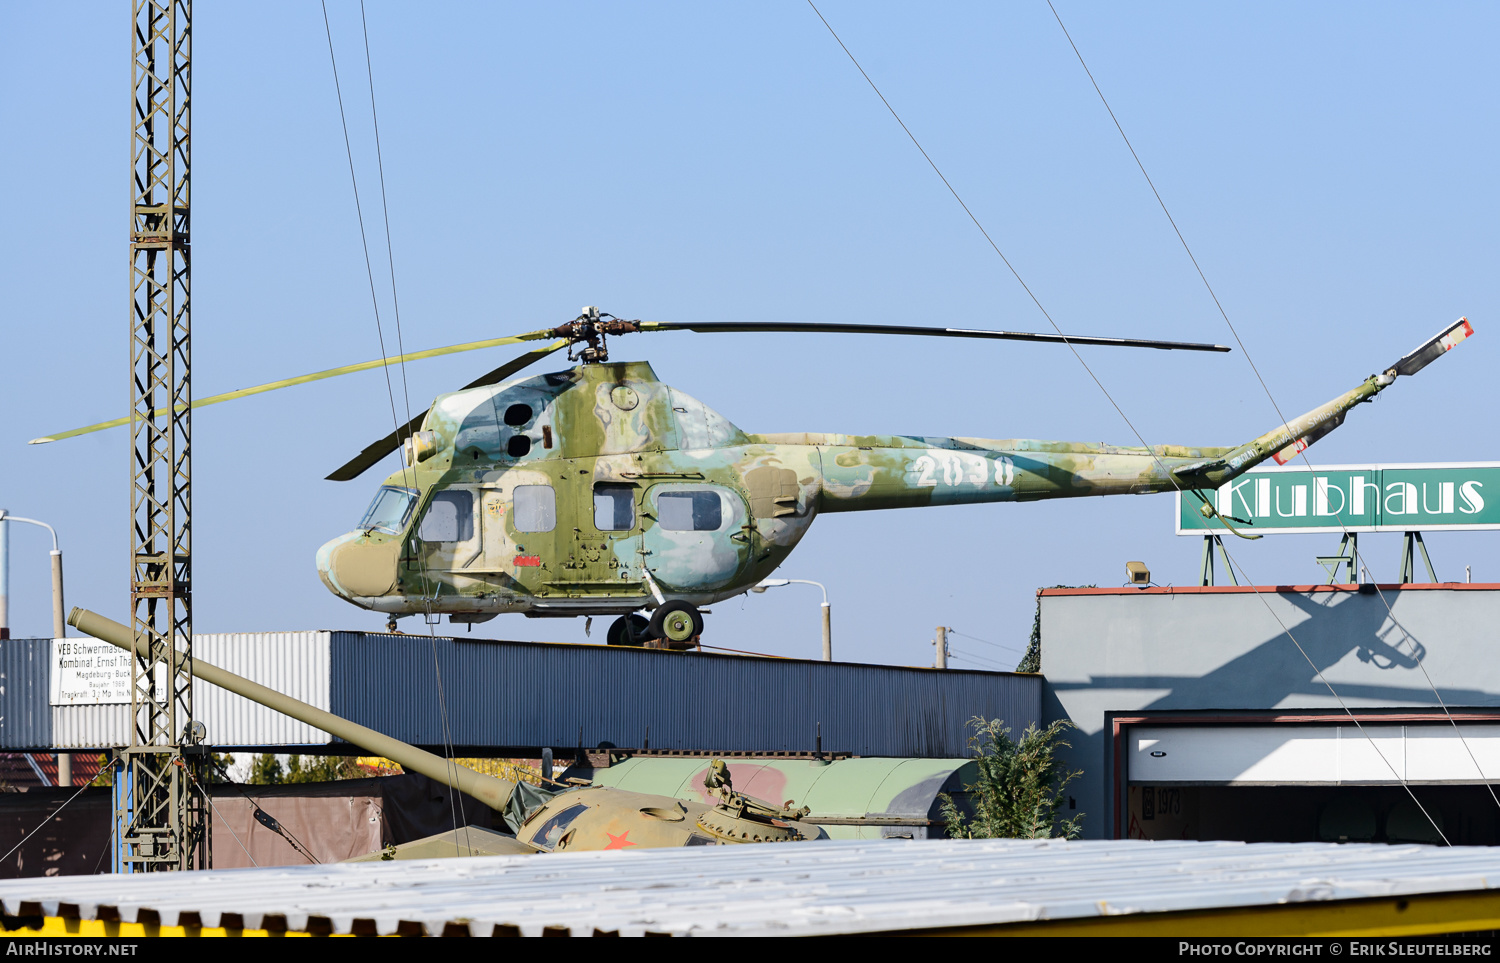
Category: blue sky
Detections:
[{"x1": 1, "y1": 2, "x2": 1495, "y2": 670}]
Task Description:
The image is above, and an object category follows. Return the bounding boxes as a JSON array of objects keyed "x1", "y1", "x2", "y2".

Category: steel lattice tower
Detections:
[{"x1": 122, "y1": 0, "x2": 208, "y2": 871}]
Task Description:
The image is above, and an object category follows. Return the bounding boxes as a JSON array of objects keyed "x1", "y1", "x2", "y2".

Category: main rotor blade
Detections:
[
  {"x1": 28, "y1": 328, "x2": 559, "y2": 446},
  {"x1": 326, "y1": 337, "x2": 570, "y2": 482},
  {"x1": 637, "y1": 321, "x2": 1231, "y2": 352}
]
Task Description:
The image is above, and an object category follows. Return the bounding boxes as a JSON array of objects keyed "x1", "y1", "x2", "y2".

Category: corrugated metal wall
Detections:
[
  {"x1": 44, "y1": 633, "x2": 333, "y2": 750},
  {"x1": 330, "y1": 634, "x2": 1039, "y2": 757},
  {"x1": 193, "y1": 632, "x2": 332, "y2": 746},
  {"x1": 0, "y1": 639, "x2": 51, "y2": 749},
  {"x1": 1, "y1": 633, "x2": 1039, "y2": 757}
]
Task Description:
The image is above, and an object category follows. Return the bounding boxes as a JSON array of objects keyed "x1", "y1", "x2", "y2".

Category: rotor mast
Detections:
[{"x1": 124, "y1": 0, "x2": 208, "y2": 871}]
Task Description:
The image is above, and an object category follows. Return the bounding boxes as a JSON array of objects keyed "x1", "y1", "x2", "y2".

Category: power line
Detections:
[
  {"x1": 809, "y1": 1, "x2": 1453, "y2": 843},
  {"x1": 324, "y1": 1, "x2": 472, "y2": 856},
  {"x1": 1047, "y1": 0, "x2": 1493, "y2": 831}
]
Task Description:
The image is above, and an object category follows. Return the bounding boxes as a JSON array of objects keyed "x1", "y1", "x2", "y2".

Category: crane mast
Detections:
[{"x1": 122, "y1": 0, "x2": 207, "y2": 871}]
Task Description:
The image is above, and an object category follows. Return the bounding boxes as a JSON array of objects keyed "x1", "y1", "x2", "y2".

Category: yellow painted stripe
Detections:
[
  {"x1": 28, "y1": 328, "x2": 557, "y2": 444},
  {"x1": 910, "y1": 889, "x2": 1500, "y2": 937},
  {"x1": 7, "y1": 917, "x2": 329, "y2": 937}
]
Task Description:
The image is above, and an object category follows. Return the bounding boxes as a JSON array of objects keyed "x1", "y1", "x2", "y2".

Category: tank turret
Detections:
[{"x1": 68, "y1": 608, "x2": 824, "y2": 856}]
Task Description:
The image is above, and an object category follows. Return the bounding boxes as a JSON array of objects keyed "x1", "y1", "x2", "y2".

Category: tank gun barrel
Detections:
[{"x1": 67, "y1": 608, "x2": 518, "y2": 812}]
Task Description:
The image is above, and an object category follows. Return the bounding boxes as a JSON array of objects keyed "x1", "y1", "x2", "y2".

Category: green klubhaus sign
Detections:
[{"x1": 1176, "y1": 463, "x2": 1500, "y2": 535}]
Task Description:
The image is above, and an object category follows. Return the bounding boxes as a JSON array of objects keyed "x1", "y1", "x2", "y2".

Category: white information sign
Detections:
[{"x1": 51, "y1": 638, "x2": 134, "y2": 706}]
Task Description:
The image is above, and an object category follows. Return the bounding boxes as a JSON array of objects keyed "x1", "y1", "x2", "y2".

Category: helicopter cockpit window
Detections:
[
  {"x1": 593, "y1": 484, "x2": 636, "y2": 531},
  {"x1": 657, "y1": 491, "x2": 722, "y2": 531},
  {"x1": 417, "y1": 490, "x2": 474, "y2": 543},
  {"x1": 359, "y1": 486, "x2": 417, "y2": 535},
  {"x1": 513, "y1": 485, "x2": 556, "y2": 533}
]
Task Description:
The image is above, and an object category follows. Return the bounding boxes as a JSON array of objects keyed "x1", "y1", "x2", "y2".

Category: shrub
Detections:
[{"x1": 939, "y1": 717, "x2": 1083, "y2": 839}]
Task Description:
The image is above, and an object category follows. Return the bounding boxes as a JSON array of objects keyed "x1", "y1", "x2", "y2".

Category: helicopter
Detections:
[{"x1": 36, "y1": 311, "x2": 1472, "y2": 647}]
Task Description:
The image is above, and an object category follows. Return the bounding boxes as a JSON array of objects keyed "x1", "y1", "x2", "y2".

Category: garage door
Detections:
[{"x1": 1129, "y1": 725, "x2": 1500, "y2": 785}]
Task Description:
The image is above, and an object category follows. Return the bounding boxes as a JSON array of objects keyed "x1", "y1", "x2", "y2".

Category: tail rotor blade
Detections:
[{"x1": 1388, "y1": 317, "x2": 1473, "y2": 378}]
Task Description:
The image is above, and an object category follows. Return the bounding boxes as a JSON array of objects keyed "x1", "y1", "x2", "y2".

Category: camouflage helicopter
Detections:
[{"x1": 36, "y1": 311, "x2": 1472, "y2": 647}]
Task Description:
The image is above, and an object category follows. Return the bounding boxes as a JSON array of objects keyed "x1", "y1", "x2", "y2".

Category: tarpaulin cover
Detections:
[{"x1": 0, "y1": 773, "x2": 501, "y2": 878}]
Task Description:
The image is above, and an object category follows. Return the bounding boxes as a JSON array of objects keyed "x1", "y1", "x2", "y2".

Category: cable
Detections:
[
  {"x1": 359, "y1": 0, "x2": 415, "y2": 435},
  {"x1": 320, "y1": 1, "x2": 408, "y2": 489},
  {"x1": 1047, "y1": 0, "x2": 1496, "y2": 828},
  {"x1": 201, "y1": 755, "x2": 317, "y2": 865},
  {"x1": 698, "y1": 643, "x2": 796, "y2": 660},
  {"x1": 947, "y1": 627, "x2": 1026, "y2": 655},
  {"x1": 1, "y1": 757, "x2": 119, "y2": 865},
  {"x1": 806, "y1": 0, "x2": 1178, "y2": 516},
  {"x1": 193, "y1": 777, "x2": 260, "y2": 868},
  {"x1": 810, "y1": 1, "x2": 1452, "y2": 842},
  {"x1": 329, "y1": 3, "x2": 470, "y2": 855},
  {"x1": 323, "y1": 2, "x2": 469, "y2": 854},
  {"x1": 947, "y1": 649, "x2": 1011, "y2": 671}
]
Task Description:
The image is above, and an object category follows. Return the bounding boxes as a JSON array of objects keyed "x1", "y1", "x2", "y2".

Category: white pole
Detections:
[
  {"x1": 935, "y1": 626, "x2": 947, "y2": 669},
  {"x1": 820, "y1": 603, "x2": 832, "y2": 662},
  {"x1": 51, "y1": 548, "x2": 69, "y2": 787},
  {"x1": 0, "y1": 511, "x2": 9, "y2": 640}
]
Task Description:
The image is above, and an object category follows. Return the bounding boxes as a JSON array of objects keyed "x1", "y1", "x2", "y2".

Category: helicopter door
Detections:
[
  {"x1": 412, "y1": 487, "x2": 481, "y2": 582},
  {"x1": 640, "y1": 484, "x2": 749, "y2": 592},
  {"x1": 559, "y1": 481, "x2": 640, "y2": 593}
]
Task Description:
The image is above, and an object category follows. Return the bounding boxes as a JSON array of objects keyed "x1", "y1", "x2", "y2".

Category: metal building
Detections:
[
  {"x1": 3, "y1": 632, "x2": 1039, "y2": 759},
  {"x1": 1040, "y1": 583, "x2": 1500, "y2": 842}
]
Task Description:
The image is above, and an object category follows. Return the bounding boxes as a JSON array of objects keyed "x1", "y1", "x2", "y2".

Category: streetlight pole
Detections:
[
  {"x1": 0, "y1": 511, "x2": 70, "y2": 784},
  {"x1": 0, "y1": 509, "x2": 8, "y2": 641},
  {"x1": 751, "y1": 578, "x2": 832, "y2": 662}
]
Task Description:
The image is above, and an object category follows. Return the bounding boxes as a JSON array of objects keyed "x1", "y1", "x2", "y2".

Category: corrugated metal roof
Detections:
[{"x1": 3, "y1": 837, "x2": 1500, "y2": 936}]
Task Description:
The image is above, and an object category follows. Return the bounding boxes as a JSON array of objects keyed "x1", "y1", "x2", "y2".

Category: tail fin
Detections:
[{"x1": 1177, "y1": 319, "x2": 1473, "y2": 486}]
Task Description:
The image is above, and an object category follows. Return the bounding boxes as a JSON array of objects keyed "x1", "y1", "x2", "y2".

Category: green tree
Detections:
[
  {"x1": 248, "y1": 753, "x2": 284, "y2": 785},
  {"x1": 283, "y1": 755, "x2": 361, "y2": 783},
  {"x1": 939, "y1": 717, "x2": 1083, "y2": 839},
  {"x1": 246, "y1": 753, "x2": 362, "y2": 784}
]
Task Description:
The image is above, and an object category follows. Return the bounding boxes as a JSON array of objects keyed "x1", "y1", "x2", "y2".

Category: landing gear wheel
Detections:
[
  {"x1": 649, "y1": 601, "x2": 704, "y2": 646},
  {"x1": 606, "y1": 613, "x2": 651, "y2": 646}
]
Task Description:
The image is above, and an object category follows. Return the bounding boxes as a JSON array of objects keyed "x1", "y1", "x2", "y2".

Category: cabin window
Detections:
[
  {"x1": 358, "y1": 486, "x2": 417, "y2": 535},
  {"x1": 507, "y1": 435, "x2": 532, "y2": 458},
  {"x1": 503, "y1": 403, "x2": 532, "y2": 426},
  {"x1": 418, "y1": 490, "x2": 474, "y2": 543},
  {"x1": 593, "y1": 484, "x2": 636, "y2": 531},
  {"x1": 657, "y1": 490, "x2": 722, "y2": 531},
  {"x1": 513, "y1": 485, "x2": 556, "y2": 533}
]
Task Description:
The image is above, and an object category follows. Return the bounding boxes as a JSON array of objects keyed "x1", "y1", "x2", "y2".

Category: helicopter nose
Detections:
[
  {"x1": 317, "y1": 531, "x2": 401, "y2": 599},
  {"x1": 315, "y1": 535, "x2": 350, "y2": 598}
]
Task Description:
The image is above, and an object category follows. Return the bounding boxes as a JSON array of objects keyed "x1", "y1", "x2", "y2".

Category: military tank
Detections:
[{"x1": 69, "y1": 608, "x2": 825, "y2": 858}]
